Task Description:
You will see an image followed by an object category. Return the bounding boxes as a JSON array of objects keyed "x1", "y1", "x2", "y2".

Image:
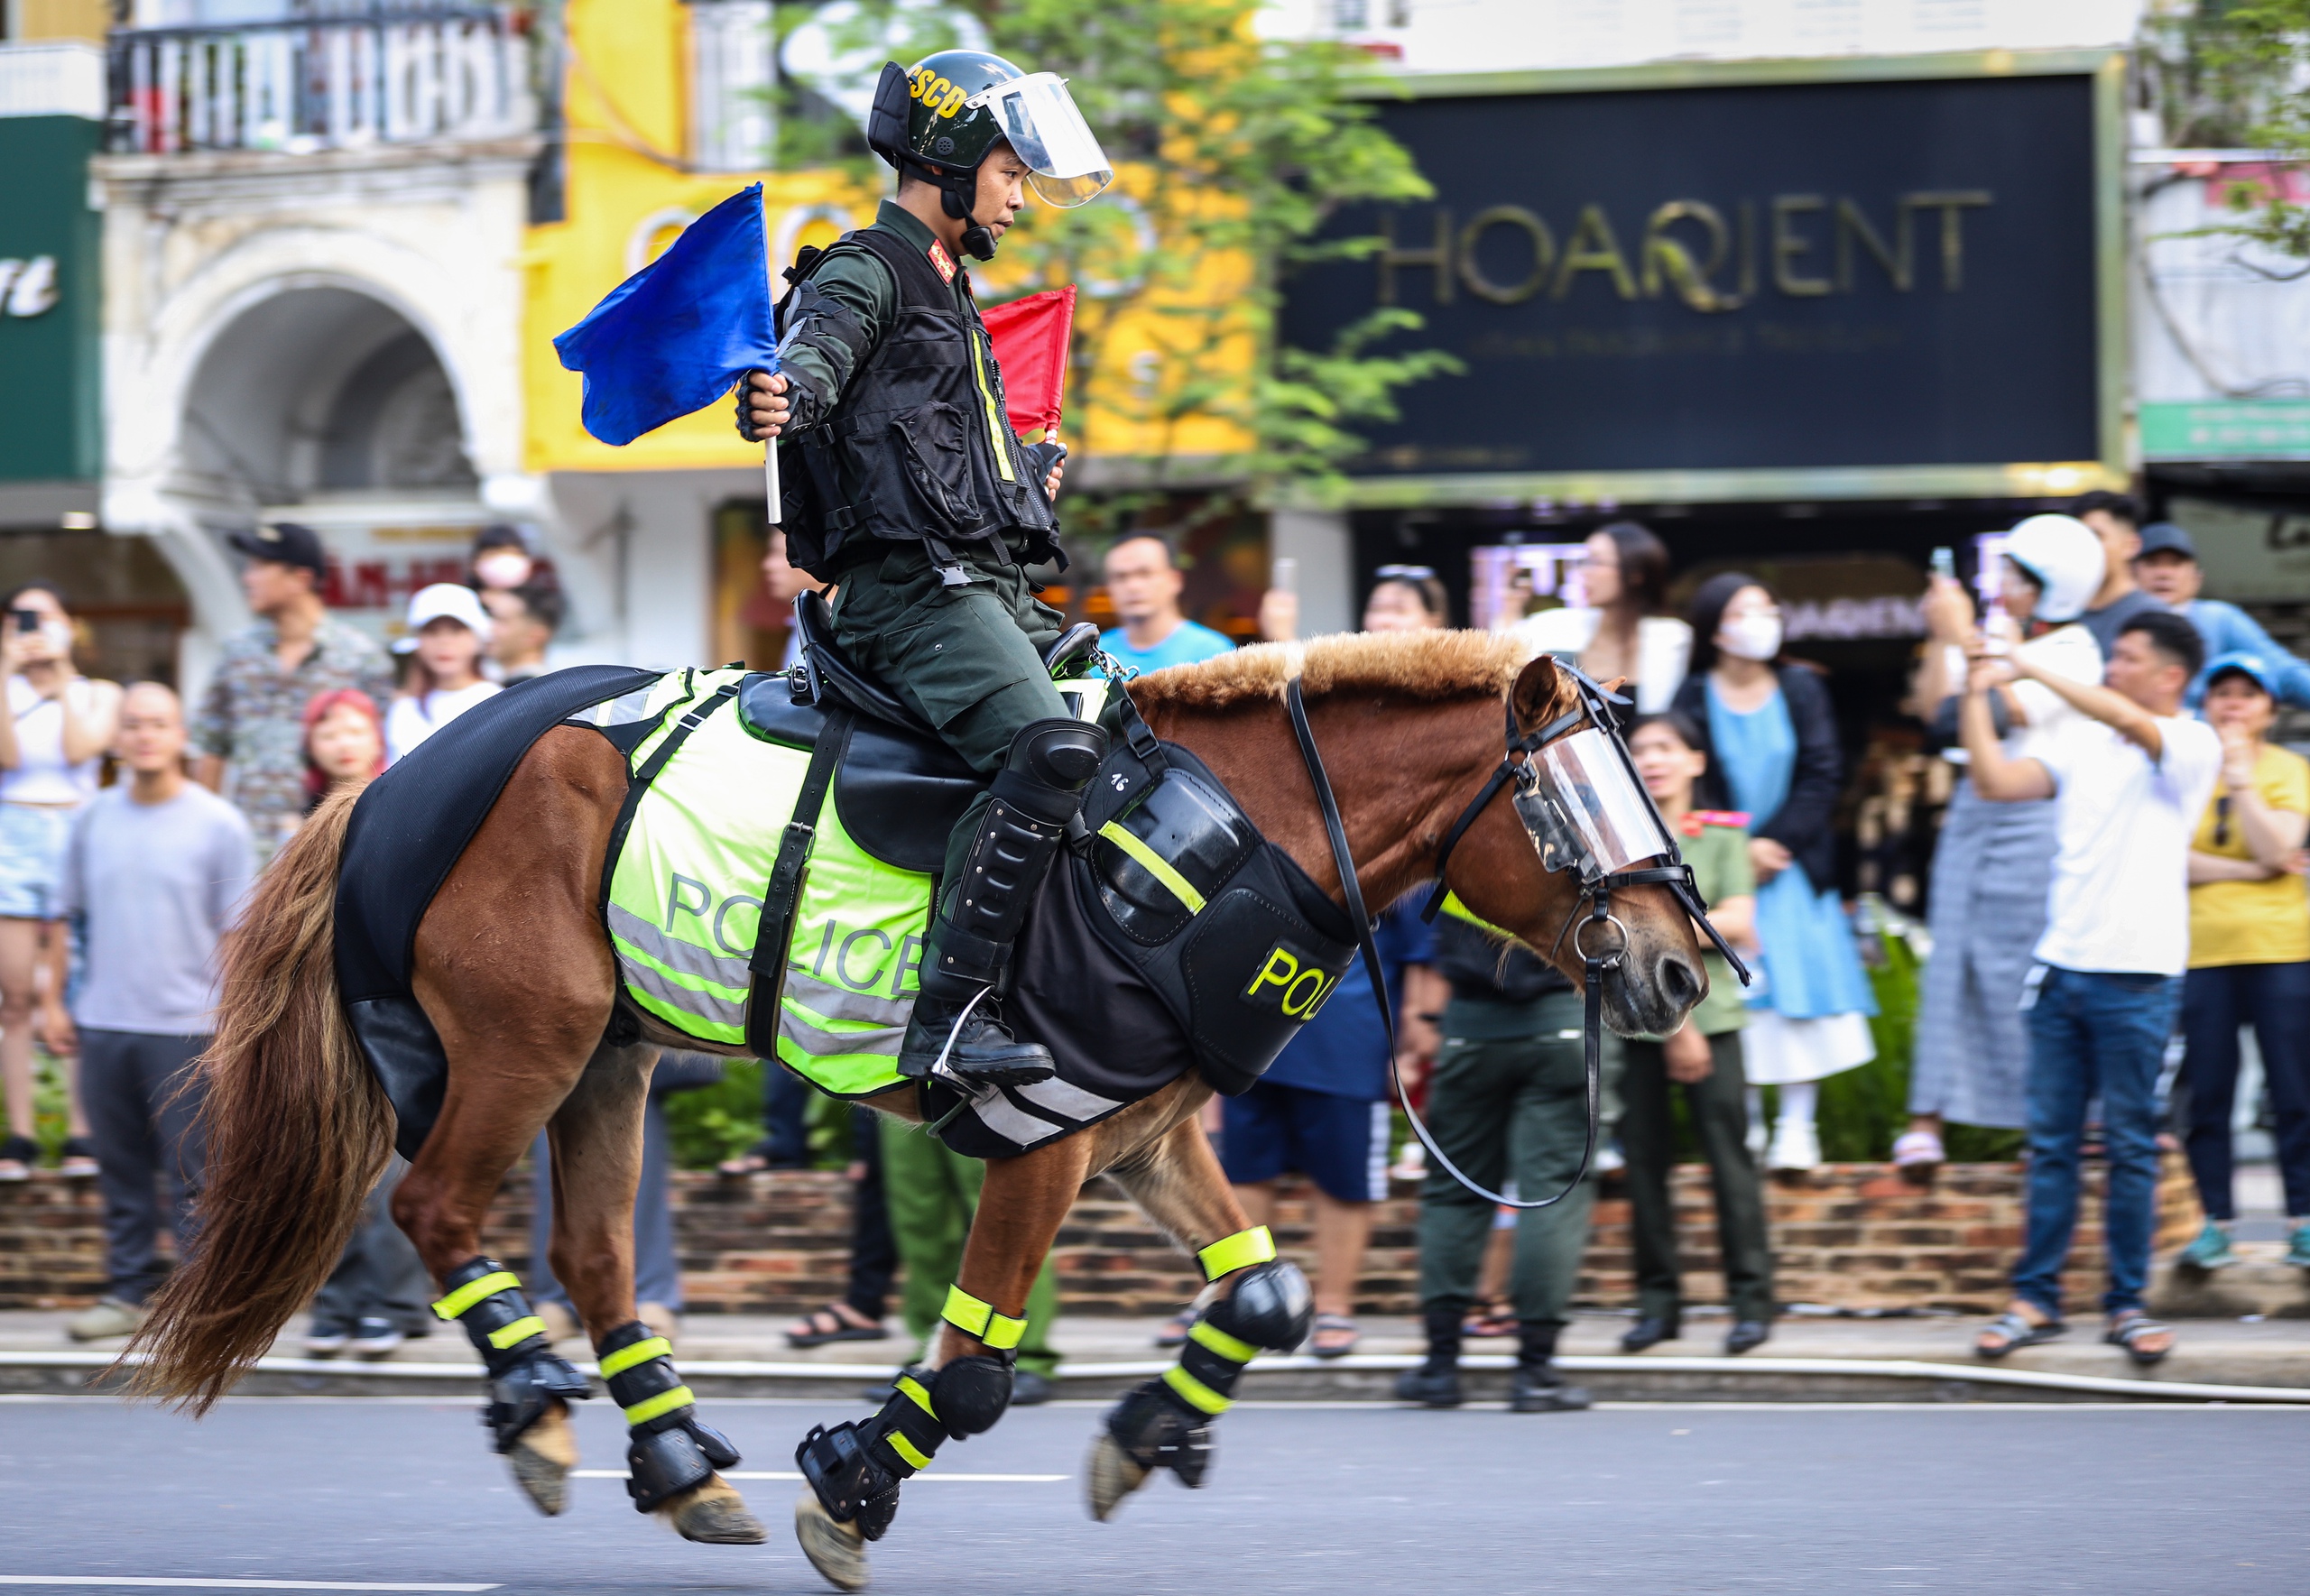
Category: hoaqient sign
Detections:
[{"x1": 1279, "y1": 61, "x2": 2114, "y2": 494}]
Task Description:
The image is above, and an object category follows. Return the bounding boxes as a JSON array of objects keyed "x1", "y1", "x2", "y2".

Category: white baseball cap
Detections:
[
  {"x1": 393, "y1": 582, "x2": 494, "y2": 653},
  {"x1": 2001, "y1": 515, "x2": 2106, "y2": 624}
]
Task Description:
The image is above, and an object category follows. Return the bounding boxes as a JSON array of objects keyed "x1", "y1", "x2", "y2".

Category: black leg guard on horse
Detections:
[
  {"x1": 596, "y1": 1320, "x2": 743, "y2": 1511},
  {"x1": 431, "y1": 1257, "x2": 590, "y2": 1453},
  {"x1": 1105, "y1": 1247, "x2": 1312, "y2": 1488},
  {"x1": 798, "y1": 1287, "x2": 1026, "y2": 1540}
]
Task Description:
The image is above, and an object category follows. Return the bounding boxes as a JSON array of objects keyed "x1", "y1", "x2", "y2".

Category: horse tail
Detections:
[{"x1": 121, "y1": 788, "x2": 393, "y2": 1412}]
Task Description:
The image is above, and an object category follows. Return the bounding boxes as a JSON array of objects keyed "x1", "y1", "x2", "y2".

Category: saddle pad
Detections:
[{"x1": 589, "y1": 669, "x2": 937, "y2": 1096}]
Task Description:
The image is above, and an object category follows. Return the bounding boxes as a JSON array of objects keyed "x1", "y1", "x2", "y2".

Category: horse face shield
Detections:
[{"x1": 1511, "y1": 726, "x2": 1677, "y2": 886}]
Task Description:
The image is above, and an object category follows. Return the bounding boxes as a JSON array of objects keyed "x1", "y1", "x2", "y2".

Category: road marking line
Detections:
[
  {"x1": 0, "y1": 1582, "x2": 499, "y2": 1592},
  {"x1": 570, "y1": 1470, "x2": 1064, "y2": 1482}
]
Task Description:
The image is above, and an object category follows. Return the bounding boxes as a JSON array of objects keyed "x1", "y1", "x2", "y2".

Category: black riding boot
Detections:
[
  {"x1": 898, "y1": 717, "x2": 1107, "y2": 1089},
  {"x1": 1393, "y1": 1303, "x2": 1465, "y2": 1407},
  {"x1": 1510, "y1": 1320, "x2": 1592, "y2": 1413}
]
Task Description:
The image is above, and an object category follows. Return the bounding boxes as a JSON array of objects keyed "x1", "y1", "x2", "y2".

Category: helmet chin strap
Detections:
[{"x1": 926, "y1": 165, "x2": 999, "y2": 260}]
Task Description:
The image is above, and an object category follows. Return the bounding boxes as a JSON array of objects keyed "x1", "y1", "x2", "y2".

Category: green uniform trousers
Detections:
[
  {"x1": 1618, "y1": 1030, "x2": 1776, "y2": 1324},
  {"x1": 1417, "y1": 992, "x2": 1608, "y2": 1329},
  {"x1": 879, "y1": 1117, "x2": 1060, "y2": 1375},
  {"x1": 831, "y1": 544, "x2": 1072, "y2": 894}
]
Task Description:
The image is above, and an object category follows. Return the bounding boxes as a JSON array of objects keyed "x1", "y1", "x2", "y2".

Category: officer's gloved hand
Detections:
[
  {"x1": 736, "y1": 371, "x2": 793, "y2": 442},
  {"x1": 1023, "y1": 438, "x2": 1067, "y2": 498}
]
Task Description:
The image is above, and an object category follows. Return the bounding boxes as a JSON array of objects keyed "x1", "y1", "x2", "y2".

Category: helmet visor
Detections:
[{"x1": 974, "y1": 72, "x2": 1113, "y2": 208}]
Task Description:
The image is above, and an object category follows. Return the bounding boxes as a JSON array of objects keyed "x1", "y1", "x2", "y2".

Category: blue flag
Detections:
[{"x1": 553, "y1": 183, "x2": 778, "y2": 447}]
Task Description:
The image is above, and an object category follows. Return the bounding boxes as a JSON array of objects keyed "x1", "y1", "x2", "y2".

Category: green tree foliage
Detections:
[
  {"x1": 774, "y1": 0, "x2": 1458, "y2": 539},
  {"x1": 2143, "y1": 0, "x2": 2310, "y2": 263}
]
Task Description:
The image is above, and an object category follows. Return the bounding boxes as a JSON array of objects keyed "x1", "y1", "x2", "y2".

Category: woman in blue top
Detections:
[{"x1": 1670, "y1": 574, "x2": 1876, "y2": 1172}]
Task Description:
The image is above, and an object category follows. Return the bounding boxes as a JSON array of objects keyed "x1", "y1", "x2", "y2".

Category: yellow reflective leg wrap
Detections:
[
  {"x1": 1163, "y1": 1310, "x2": 1261, "y2": 1417},
  {"x1": 1197, "y1": 1225, "x2": 1277, "y2": 1282},
  {"x1": 940, "y1": 1284, "x2": 1027, "y2": 1351},
  {"x1": 430, "y1": 1259, "x2": 551, "y2": 1374},
  {"x1": 596, "y1": 1322, "x2": 696, "y2": 1432},
  {"x1": 867, "y1": 1371, "x2": 948, "y2": 1480}
]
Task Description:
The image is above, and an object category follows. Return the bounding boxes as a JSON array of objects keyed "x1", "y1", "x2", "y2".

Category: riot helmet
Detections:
[{"x1": 865, "y1": 50, "x2": 1113, "y2": 259}]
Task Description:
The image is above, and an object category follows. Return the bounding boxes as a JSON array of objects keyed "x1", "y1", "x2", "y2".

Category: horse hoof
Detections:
[
  {"x1": 659, "y1": 1472, "x2": 767, "y2": 1545},
  {"x1": 505, "y1": 1406, "x2": 578, "y2": 1517},
  {"x1": 794, "y1": 1490, "x2": 870, "y2": 1591},
  {"x1": 1086, "y1": 1430, "x2": 1150, "y2": 1523}
]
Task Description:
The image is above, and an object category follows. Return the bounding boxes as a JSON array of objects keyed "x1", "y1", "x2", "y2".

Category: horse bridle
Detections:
[{"x1": 1285, "y1": 665, "x2": 1751, "y2": 1212}]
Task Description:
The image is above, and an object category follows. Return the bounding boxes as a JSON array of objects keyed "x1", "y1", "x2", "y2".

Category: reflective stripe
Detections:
[
  {"x1": 486, "y1": 1316, "x2": 547, "y2": 1351},
  {"x1": 942, "y1": 1285, "x2": 1026, "y2": 1351},
  {"x1": 618, "y1": 946, "x2": 749, "y2": 1029},
  {"x1": 887, "y1": 1430, "x2": 933, "y2": 1471},
  {"x1": 777, "y1": 1013, "x2": 906, "y2": 1057},
  {"x1": 970, "y1": 331, "x2": 1015, "y2": 484},
  {"x1": 784, "y1": 968, "x2": 915, "y2": 1029},
  {"x1": 1163, "y1": 1364, "x2": 1232, "y2": 1415},
  {"x1": 897, "y1": 1374, "x2": 938, "y2": 1419},
  {"x1": 1097, "y1": 822, "x2": 1206, "y2": 915},
  {"x1": 956, "y1": 1090, "x2": 1067, "y2": 1149},
  {"x1": 1440, "y1": 890, "x2": 1511, "y2": 938},
  {"x1": 432, "y1": 1270, "x2": 520, "y2": 1321},
  {"x1": 1187, "y1": 1319, "x2": 1259, "y2": 1365},
  {"x1": 1196, "y1": 1226, "x2": 1276, "y2": 1281},
  {"x1": 597, "y1": 1336, "x2": 673, "y2": 1379},
  {"x1": 1012, "y1": 1075, "x2": 1123, "y2": 1121},
  {"x1": 606, "y1": 901, "x2": 753, "y2": 991},
  {"x1": 623, "y1": 1386, "x2": 696, "y2": 1426}
]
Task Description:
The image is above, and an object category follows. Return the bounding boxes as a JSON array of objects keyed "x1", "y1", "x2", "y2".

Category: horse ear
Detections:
[{"x1": 1511, "y1": 653, "x2": 1565, "y2": 732}]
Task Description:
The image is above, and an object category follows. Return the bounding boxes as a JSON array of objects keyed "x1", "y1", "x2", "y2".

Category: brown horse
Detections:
[{"x1": 123, "y1": 631, "x2": 1705, "y2": 1587}]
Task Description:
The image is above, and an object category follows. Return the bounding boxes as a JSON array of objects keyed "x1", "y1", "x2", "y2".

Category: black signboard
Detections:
[{"x1": 1279, "y1": 70, "x2": 2103, "y2": 482}]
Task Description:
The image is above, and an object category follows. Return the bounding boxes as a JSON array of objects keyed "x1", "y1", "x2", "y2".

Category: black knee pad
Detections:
[
  {"x1": 1206, "y1": 1259, "x2": 1314, "y2": 1353},
  {"x1": 1106, "y1": 1378, "x2": 1215, "y2": 1489},
  {"x1": 929, "y1": 1353, "x2": 1013, "y2": 1437}
]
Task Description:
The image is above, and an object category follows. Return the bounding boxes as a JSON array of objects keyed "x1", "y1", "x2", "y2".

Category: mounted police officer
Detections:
[{"x1": 738, "y1": 52, "x2": 1114, "y2": 1093}]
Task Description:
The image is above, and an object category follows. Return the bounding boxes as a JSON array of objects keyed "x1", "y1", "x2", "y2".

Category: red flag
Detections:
[{"x1": 981, "y1": 284, "x2": 1076, "y2": 438}]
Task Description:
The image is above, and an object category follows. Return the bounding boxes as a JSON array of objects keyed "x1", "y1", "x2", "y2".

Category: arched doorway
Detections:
[{"x1": 176, "y1": 283, "x2": 487, "y2": 649}]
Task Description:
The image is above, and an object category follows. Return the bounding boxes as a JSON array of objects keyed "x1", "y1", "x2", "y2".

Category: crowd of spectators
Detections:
[{"x1": 16, "y1": 490, "x2": 2310, "y2": 1389}]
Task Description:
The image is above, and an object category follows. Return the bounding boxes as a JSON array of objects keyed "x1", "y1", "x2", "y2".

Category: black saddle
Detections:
[{"x1": 790, "y1": 591, "x2": 938, "y2": 737}]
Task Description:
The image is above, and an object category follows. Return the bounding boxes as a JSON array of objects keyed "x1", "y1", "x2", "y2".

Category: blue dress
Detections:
[{"x1": 1705, "y1": 681, "x2": 1879, "y2": 1033}]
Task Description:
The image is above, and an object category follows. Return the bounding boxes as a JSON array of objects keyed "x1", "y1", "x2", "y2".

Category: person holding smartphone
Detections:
[{"x1": 0, "y1": 582, "x2": 120, "y2": 1183}]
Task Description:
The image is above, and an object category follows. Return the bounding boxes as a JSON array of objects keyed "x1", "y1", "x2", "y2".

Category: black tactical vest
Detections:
[{"x1": 779, "y1": 226, "x2": 1059, "y2": 578}]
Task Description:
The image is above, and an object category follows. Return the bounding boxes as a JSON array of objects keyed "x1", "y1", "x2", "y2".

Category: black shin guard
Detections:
[
  {"x1": 596, "y1": 1320, "x2": 740, "y2": 1512},
  {"x1": 1110, "y1": 1259, "x2": 1312, "y2": 1487},
  {"x1": 431, "y1": 1258, "x2": 590, "y2": 1453},
  {"x1": 796, "y1": 1367, "x2": 950, "y2": 1540}
]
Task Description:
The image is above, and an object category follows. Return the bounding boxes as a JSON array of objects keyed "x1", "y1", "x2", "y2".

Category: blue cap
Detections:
[{"x1": 2203, "y1": 650, "x2": 2278, "y2": 697}]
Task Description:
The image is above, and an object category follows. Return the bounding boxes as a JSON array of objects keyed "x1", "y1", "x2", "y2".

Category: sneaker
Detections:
[
  {"x1": 58, "y1": 1137, "x2": 99, "y2": 1179},
  {"x1": 67, "y1": 1296, "x2": 146, "y2": 1342},
  {"x1": 2283, "y1": 1224, "x2": 2310, "y2": 1270},
  {"x1": 303, "y1": 1321, "x2": 353, "y2": 1357},
  {"x1": 346, "y1": 1317, "x2": 406, "y2": 1358},
  {"x1": 1593, "y1": 1142, "x2": 1626, "y2": 1176},
  {"x1": 2178, "y1": 1221, "x2": 2238, "y2": 1271},
  {"x1": 1767, "y1": 1118, "x2": 1821, "y2": 1174}
]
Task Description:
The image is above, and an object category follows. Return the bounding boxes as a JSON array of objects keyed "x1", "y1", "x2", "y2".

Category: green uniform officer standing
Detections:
[{"x1": 740, "y1": 51, "x2": 1117, "y2": 1091}]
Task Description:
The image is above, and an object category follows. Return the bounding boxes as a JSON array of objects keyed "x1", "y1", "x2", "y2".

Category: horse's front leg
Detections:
[
  {"x1": 1086, "y1": 1100, "x2": 1313, "y2": 1521},
  {"x1": 792, "y1": 1124, "x2": 1091, "y2": 1591},
  {"x1": 547, "y1": 1042, "x2": 765, "y2": 1545}
]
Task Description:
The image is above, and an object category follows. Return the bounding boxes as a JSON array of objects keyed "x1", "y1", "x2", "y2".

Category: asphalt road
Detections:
[{"x1": 2, "y1": 1395, "x2": 2305, "y2": 1595}]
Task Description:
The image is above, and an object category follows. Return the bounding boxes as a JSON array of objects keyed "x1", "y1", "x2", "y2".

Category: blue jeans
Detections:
[{"x1": 2014, "y1": 965, "x2": 2178, "y2": 1318}]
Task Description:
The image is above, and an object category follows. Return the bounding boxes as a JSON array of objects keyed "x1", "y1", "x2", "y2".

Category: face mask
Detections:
[
  {"x1": 474, "y1": 551, "x2": 531, "y2": 589},
  {"x1": 1718, "y1": 613, "x2": 1782, "y2": 662}
]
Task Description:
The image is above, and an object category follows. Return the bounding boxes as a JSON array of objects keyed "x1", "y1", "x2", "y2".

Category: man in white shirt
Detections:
[{"x1": 1959, "y1": 609, "x2": 2219, "y2": 1366}]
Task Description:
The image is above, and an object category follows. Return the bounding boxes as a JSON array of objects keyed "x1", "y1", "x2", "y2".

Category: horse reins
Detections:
[{"x1": 1283, "y1": 669, "x2": 1751, "y2": 1213}]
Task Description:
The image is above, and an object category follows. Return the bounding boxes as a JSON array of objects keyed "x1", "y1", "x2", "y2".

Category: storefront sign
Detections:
[
  {"x1": 1280, "y1": 65, "x2": 2110, "y2": 491},
  {"x1": 0, "y1": 114, "x2": 101, "y2": 484},
  {"x1": 2141, "y1": 400, "x2": 2310, "y2": 461}
]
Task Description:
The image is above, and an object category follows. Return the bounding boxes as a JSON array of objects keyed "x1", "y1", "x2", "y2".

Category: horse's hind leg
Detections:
[
  {"x1": 545, "y1": 1041, "x2": 764, "y2": 1545},
  {"x1": 792, "y1": 1120, "x2": 1092, "y2": 1592},
  {"x1": 1086, "y1": 1103, "x2": 1314, "y2": 1522}
]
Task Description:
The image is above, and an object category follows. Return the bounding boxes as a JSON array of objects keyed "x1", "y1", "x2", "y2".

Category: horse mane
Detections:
[{"x1": 1127, "y1": 630, "x2": 1529, "y2": 714}]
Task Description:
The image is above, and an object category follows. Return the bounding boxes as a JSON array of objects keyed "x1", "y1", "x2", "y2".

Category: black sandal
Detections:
[
  {"x1": 1974, "y1": 1310, "x2": 2063, "y2": 1360},
  {"x1": 784, "y1": 1303, "x2": 889, "y2": 1350},
  {"x1": 2103, "y1": 1309, "x2": 2175, "y2": 1368},
  {"x1": 59, "y1": 1137, "x2": 98, "y2": 1178}
]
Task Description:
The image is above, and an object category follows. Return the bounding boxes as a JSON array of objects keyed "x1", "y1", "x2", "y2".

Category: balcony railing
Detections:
[
  {"x1": 688, "y1": 0, "x2": 772, "y2": 173},
  {"x1": 107, "y1": 7, "x2": 532, "y2": 156}
]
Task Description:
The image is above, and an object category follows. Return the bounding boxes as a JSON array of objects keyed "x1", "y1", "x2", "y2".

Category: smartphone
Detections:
[
  {"x1": 9, "y1": 609, "x2": 38, "y2": 633},
  {"x1": 1928, "y1": 547, "x2": 1955, "y2": 582},
  {"x1": 1271, "y1": 556, "x2": 1297, "y2": 594}
]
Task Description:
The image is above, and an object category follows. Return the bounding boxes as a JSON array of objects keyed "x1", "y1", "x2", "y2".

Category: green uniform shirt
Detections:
[{"x1": 1678, "y1": 816, "x2": 1755, "y2": 1036}]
